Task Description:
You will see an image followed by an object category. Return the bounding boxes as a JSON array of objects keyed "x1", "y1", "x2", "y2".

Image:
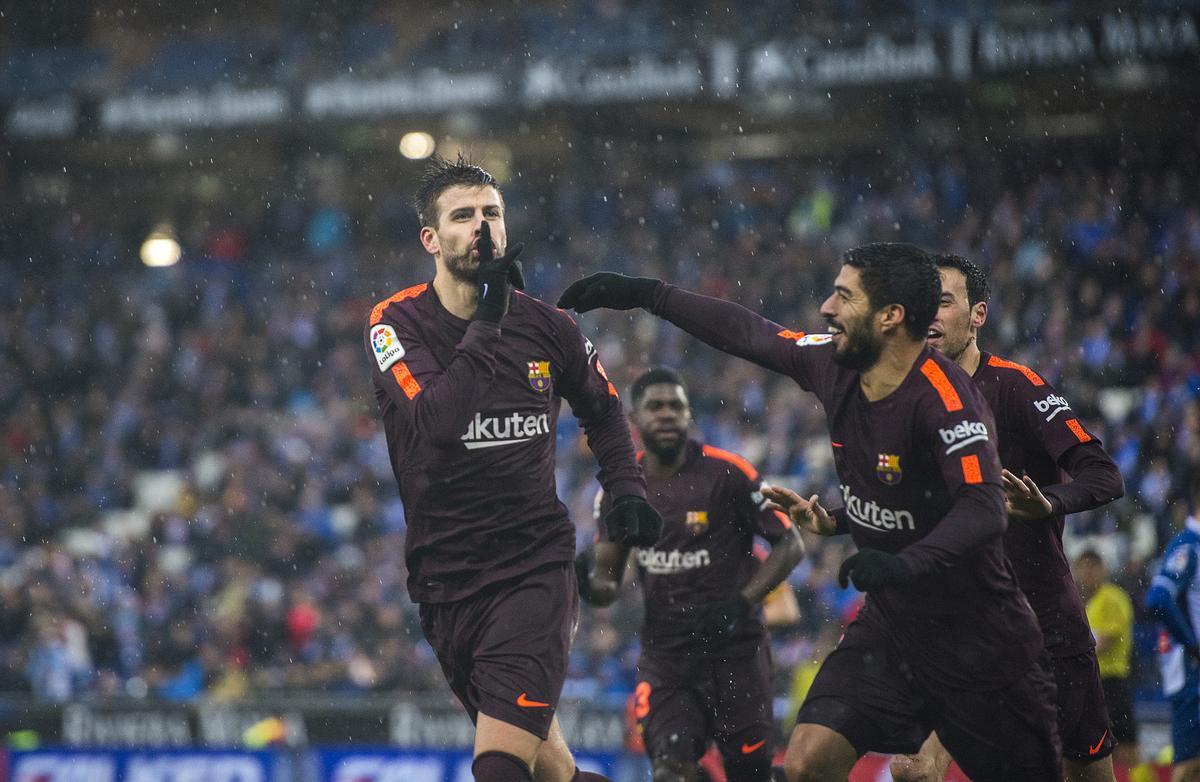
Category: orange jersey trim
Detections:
[
  {"x1": 960, "y1": 454, "x2": 983, "y2": 484},
  {"x1": 986, "y1": 355, "x2": 1045, "y2": 387},
  {"x1": 772, "y1": 509, "x2": 794, "y2": 529},
  {"x1": 701, "y1": 444, "x2": 759, "y2": 480},
  {"x1": 369, "y1": 282, "x2": 428, "y2": 326},
  {"x1": 778, "y1": 329, "x2": 806, "y2": 341},
  {"x1": 1065, "y1": 418, "x2": 1093, "y2": 443},
  {"x1": 390, "y1": 363, "x2": 422, "y2": 400},
  {"x1": 919, "y1": 358, "x2": 964, "y2": 412}
]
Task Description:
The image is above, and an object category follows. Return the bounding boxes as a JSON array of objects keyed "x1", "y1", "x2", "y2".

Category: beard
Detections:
[
  {"x1": 830, "y1": 315, "x2": 885, "y2": 371},
  {"x1": 643, "y1": 431, "x2": 686, "y2": 463},
  {"x1": 443, "y1": 248, "x2": 479, "y2": 284}
]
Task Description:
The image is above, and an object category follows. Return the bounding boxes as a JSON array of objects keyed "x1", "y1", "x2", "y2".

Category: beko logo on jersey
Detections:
[
  {"x1": 840, "y1": 485, "x2": 916, "y2": 531},
  {"x1": 637, "y1": 548, "x2": 711, "y2": 574},
  {"x1": 937, "y1": 420, "x2": 989, "y2": 453},
  {"x1": 1034, "y1": 394, "x2": 1072, "y2": 421},
  {"x1": 460, "y1": 411, "x2": 550, "y2": 450}
]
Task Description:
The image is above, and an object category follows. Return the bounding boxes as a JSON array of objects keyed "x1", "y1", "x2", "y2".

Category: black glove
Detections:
[
  {"x1": 603, "y1": 495, "x2": 663, "y2": 547},
  {"x1": 574, "y1": 549, "x2": 596, "y2": 605},
  {"x1": 473, "y1": 221, "x2": 525, "y2": 323},
  {"x1": 837, "y1": 549, "x2": 913, "y2": 592},
  {"x1": 508, "y1": 259, "x2": 526, "y2": 291},
  {"x1": 694, "y1": 596, "x2": 751, "y2": 638},
  {"x1": 556, "y1": 272, "x2": 659, "y2": 313}
]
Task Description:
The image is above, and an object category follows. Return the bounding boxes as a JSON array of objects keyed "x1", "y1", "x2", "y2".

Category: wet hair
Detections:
[
  {"x1": 935, "y1": 254, "x2": 992, "y2": 307},
  {"x1": 413, "y1": 153, "x2": 501, "y2": 228},
  {"x1": 841, "y1": 243, "x2": 940, "y2": 340},
  {"x1": 631, "y1": 366, "x2": 688, "y2": 406},
  {"x1": 1075, "y1": 549, "x2": 1104, "y2": 567}
]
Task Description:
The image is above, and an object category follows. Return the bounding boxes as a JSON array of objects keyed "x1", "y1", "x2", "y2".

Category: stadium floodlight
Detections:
[
  {"x1": 140, "y1": 224, "x2": 181, "y2": 267},
  {"x1": 399, "y1": 131, "x2": 436, "y2": 159}
]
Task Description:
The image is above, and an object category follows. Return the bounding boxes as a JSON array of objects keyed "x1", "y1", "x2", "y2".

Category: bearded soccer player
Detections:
[
  {"x1": 366, "y1": 155, "x2": 661, "y2": 782},
  {"x1": 888, "y1": 255, "x2": 1125, "y2": 782},
  {"x1": 576, "y1": 366, "x2": 804, "y2": 782},
  {"x1": 558, "y1": 243, "x2": 1060, "y2": 781}
]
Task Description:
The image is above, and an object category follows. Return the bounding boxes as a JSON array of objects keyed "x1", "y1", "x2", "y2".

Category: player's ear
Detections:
[
  {"x1": 420, "y1": 225, "x2": 439, "y2": 255},
  {"x1": 877, "y1": 303, "x2": 904, "y2": 334},
  {"x1": 972, "y1": 301, "x2": 988, "y2": 330}
]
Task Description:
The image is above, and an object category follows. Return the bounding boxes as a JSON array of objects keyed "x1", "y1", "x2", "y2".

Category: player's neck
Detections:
[
  {"x1": 956, "y1": 338, "x2": 983, "y2": 376},
  {"x1": 432, "y1": 265, "x2": 478, "y2": 320},
  {"x1": 860, "y1": 337, "x2": 926, "y2": 402}
]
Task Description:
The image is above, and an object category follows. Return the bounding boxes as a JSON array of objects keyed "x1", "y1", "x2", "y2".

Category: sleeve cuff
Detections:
[{"x1": 605, "y1": 479, "x2": 647, "y2": 501}]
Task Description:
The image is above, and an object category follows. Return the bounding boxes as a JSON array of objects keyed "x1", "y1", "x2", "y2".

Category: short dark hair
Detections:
[
  {"x1": 841, "y1": 243, "x2": 940, "y2": 340},
  {"x1": 413, "y1": 153, "x2": 501, "y2": 228},
  {"x1": 631, "y1": 366, "x2": 687, "y2": 406},
  {"x1": 1075, "y1": 549, "x2": 1104, "y2": 567},
  {"x1": 935, "y1": 254, "x2": 991, "y2": 307}
]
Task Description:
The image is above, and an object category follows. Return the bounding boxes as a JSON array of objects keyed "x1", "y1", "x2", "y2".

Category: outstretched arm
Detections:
[{"x1": 558, "y1": 274, "x2": 826, "y2": 389}]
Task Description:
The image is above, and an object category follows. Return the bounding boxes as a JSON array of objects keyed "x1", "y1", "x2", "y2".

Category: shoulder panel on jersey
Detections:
[
  {"x1": 369, "y1": 283, "x2": 429, "y2": 326},
  {"x1": 918, "y1": 358, "x2": 964, "y2": 412},
  {"x1": 986, "y1": 355, "x2": 1046, "y2": 387},
  {"x1": 700, "y1": 444, "x2": 758, "y2": 480},
  {"x1": 1064, "y1": 418, "x2": 1094, "y2": 443}
]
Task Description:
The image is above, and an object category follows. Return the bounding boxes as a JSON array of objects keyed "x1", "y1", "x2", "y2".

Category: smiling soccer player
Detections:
[{"x1": 559, "y1": 243, "x2": 1061, "y2": 782}]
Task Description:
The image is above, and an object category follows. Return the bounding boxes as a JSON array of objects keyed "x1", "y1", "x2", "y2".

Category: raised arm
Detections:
[{"x1": 557, "y1": 273, "x2": 827, "y2": 390}]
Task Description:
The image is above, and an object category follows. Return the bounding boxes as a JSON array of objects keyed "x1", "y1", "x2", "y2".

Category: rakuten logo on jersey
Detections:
[
  {"x1": 840, "y1": 485, "x2": 916, "y2": 531},
  {"x1": 938, "y1": 420, "x2": 989, "y2": 454},
  {"x1": 1034, "y1": 393, "x2": 1072, "y2": 421},
  {"x1": 637, "y1": 548, "x2": 711, "y2": 574},
  {"x1": 460, "y1": 411, "x2": 550, "y2": 450}
]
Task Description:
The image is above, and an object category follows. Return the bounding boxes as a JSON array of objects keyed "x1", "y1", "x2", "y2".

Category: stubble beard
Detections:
[
  {"x1": 443, "y1": 249, "x2": 479, "y2": 284},
  {"x1": 831, "y1": 317, "x2": 884, "y2": 371},
  {"x1": 941, "y1": 332, "x2": 974, "y2": 363},
  {"x1": 643, "y1": 431, "x2": 686, "y2": 464}
]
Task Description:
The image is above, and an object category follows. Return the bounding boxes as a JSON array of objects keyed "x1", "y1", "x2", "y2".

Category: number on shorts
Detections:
[{"x1": 634, "y1": 681, "x2": 651, "y2": 719}]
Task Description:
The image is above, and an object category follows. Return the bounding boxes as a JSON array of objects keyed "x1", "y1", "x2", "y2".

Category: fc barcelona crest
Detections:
[
  {"x1": 876, "y1": 453, "x2": 902, "y2": 485},
  {"x1": 685, "y1": 511, "x2": 709, "y2": 535},
  {"x1": 528, "y1": 360, "x2": 552, "y2": 392}
]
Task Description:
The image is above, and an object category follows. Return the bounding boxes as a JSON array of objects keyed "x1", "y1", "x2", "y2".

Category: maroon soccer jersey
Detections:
[
  {"x1": 596, "y1": 440, "x2": 794, "y2": 657},
  {"x1": 650, "y1": 284, "x2": 1043, "y2": 690},
  {"x1": 972, "y1": 352, "x2": 1100, "y2": 656},
  {"x1": 367, "y1": 283, "x2": 644, "y2": 604}
]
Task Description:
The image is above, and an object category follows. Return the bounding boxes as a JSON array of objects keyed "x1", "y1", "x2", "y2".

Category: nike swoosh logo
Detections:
[
  {"x1": 1089, "y1": 729, "x2": 1109, "y2": 755},
  {"x1": 516, "y1": 692, "x2": 550, "y2": 708},
  {"x1": 481, "y1": 283, "x2": 489, "y2": 298},
  {"x1": 741, "y1": 740, "x2": 765, "y2": 754}
]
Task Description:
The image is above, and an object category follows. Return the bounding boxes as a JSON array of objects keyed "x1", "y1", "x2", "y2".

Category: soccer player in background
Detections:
[
  {"x1": 365, "y1": 155, "x2": 661, "y2": 782},
  {"x1": 890, "y1": 254, "x2": 1125, "y2": 781},
  {"x1": 1075, "y1": 550, "x2": 1153, "y2": 782},
  {"x1": 1146, "y1": 479, "x2": 1200, "y2": 782},
  {"x1": 576, "y1": 366, "x2": 804, "y2": 782},
  {"x1": 559, "y1": 243, "x2": 1061, "y2": 781}
]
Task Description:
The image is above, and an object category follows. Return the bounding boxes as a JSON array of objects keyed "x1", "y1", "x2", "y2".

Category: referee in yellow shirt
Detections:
[{"x1": 1075, "y1": 549, "x2": 1154, "y2": 782}]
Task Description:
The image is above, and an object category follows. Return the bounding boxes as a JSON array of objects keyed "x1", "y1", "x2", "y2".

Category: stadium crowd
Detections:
[{"x1": 1, "y1": 136, "x2": 1197, "y2": 718}]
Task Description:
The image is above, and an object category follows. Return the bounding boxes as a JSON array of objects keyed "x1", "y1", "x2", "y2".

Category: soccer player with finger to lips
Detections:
[
  {"x1": 365, "y1": 155, "x2": 661, "y2": 782},
  {"x1": 576, "y1": 366, "x2": 804, "y2": 782},
  {"x1": 559, "y1": 243, "x2": 1061, "y2": 782}
]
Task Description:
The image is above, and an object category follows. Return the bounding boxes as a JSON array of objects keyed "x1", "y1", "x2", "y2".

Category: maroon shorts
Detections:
[
  {"x1": 418, "y1": 562, "x2": 578, "y2": 740},
  {"x1": 1051, "y1": 649, "x2": 1116, "y2": 761},
  {"x1": 635, "y1": 642, "x2": 774, "y2": 765},
  {"x1": 796, "y1": 618, "x2": 1061, "y2": 782}
]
